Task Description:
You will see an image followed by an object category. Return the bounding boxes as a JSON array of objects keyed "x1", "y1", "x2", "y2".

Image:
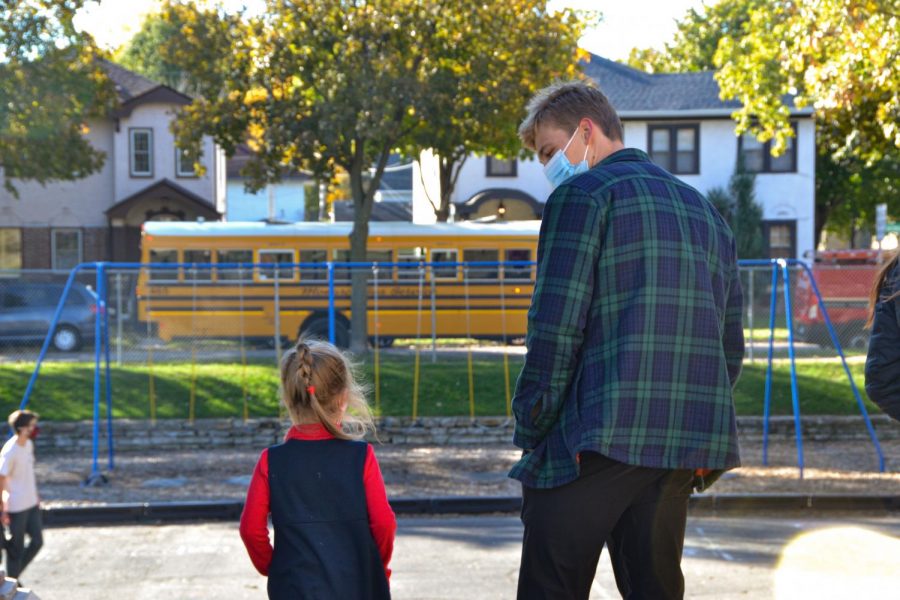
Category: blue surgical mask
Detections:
[{"x1": 543, "y1": 128, "x2": 590, "y2": 189}]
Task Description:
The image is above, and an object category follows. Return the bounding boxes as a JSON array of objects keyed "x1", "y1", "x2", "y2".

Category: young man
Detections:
[
  {"x1": 1, "y1": 410, "x2": 43, "y2": 581},
  {"x1": 511, "y1": 81, "x2": 744, "y2": 599}
]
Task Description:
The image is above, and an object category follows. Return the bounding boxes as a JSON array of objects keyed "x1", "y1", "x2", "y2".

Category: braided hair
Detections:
[{"x1": 280, "y1": 338, "x2": 374, "y2": 440}]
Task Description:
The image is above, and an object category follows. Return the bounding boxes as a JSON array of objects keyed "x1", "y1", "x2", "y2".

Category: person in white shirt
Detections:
[{"x1": 0, "y1": 410, "x2": 43, "y2": 581}]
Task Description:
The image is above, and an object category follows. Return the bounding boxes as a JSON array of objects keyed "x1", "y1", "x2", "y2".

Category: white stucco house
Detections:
[
  {"x1": 413, "y1": 54, "x2": 816, "y2": 260},
  {"x1": 0, "y1": 61, "x2": 225, "y2": 269}
]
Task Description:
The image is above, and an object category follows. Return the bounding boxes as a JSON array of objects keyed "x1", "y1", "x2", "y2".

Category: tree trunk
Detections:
[
  {"x1": 348, "y1": 163, "x2": 374, "y2": 354},
  {"x1": 435, "y1": 154, "x2": 467, "y2": 222}
]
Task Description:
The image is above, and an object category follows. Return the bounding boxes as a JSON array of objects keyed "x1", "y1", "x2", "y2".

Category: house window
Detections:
[
  {"x1": 486, "y1": 156, "x2": 517, "y2": 177},
  {"x1": 738, "y1": 123, "x2": 797, "y2": 173},
  {"x1": 763, "y1": 220, "x2": 797, "y2": 259},
  {"x1": 130, "y1": 128, "x2": 153, "y2": 177},
  {"x1": 648, "y1": 124, "x2": 699, "y2": 174},
  {"x1": 0, "y1": 228, "x2": 22, "y2": 271},
  {"x1": 51, "y1": 229, "x2": 82, "y2": 272},
  {"x1": 176, "y1": 147, "x2": 198, "y2": 177}
]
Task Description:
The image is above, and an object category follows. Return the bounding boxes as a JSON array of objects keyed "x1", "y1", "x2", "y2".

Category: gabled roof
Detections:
[
  {"x1": 106, "y1": 178, "x2": 220, "y2": 220},
  {"x1": 582, "y1": 54, "x2": 812, "y2": 118},
  {"x1": 100, "y1": 60, "x2": 192, "y2": 118}
]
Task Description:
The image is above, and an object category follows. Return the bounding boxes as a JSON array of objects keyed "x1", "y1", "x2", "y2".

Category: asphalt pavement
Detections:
[{"x1": 20, "y1": 514, "x2": 900, "y2": 599}]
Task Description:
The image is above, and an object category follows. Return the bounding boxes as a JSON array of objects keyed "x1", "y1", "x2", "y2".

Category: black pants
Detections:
[
  {"x1": 517, "y1": 452, "x2": 693, "y2": 600},
  {"x1": 6, "y1": 505, "x2": 43, "y2": 579}
]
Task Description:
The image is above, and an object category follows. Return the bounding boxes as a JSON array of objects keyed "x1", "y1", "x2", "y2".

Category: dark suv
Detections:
[{"x1": 0, "y1": 282, "x2": 98, "y2": 352}]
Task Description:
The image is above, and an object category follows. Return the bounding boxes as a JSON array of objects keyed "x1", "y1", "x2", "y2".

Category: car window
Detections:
[{"x1": 2, "y1": 287, "x2": 28, "y2": 308}]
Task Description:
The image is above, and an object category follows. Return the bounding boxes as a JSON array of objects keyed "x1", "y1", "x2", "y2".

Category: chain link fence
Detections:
[{"x1": 0, "y1": 260, "x2": 883, "y2": 422}]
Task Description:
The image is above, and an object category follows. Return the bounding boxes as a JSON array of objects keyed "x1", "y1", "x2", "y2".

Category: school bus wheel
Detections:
[{"x1": 299, "y1": 313, "x2": 350, "y2": 349}]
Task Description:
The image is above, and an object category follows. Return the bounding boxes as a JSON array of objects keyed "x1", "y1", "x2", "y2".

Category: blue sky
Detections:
[{"x1": 75, "y1": 0, "x2": 708, "y2": 60}]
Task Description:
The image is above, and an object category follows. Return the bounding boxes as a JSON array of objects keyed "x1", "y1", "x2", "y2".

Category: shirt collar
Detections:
[
  {"x1": 598, "y1": 148, "x2": 651, "y2": 167},
  {"x1": 284, "y1": 422, "x2": 335, "y2": 441}
]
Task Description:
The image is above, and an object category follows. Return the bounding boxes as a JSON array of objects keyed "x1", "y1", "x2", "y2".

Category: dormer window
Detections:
[{"x1": 130, "y1": 128, "x2": 153, "y2": 177}]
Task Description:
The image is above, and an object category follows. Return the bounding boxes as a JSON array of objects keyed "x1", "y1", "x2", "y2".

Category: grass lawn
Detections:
[{"x1": 0, "y1": 356, "x2": 883, "y2": 421}]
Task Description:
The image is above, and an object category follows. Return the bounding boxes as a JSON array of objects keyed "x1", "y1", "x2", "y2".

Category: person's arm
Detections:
[
  {"x1": 722, "y1": 243, "x2": 745, "y2": 388},
  {"x1": 0, "y1": 449, "x2": 13, "y2": 526},
  {"x1": 363, "y1": 445, "x2": 396, "y2": 582},
  {"x1": 239, "y1": 450, "x2": 273, "y2": 576},
  {"x1": 0, "y1": 474, "x2": 8, "y2": 526},
  {"x1": 865, "y1": 292, "x2": 900, "y2": 421},
  {"x1": 512, "y1": 186, "x2": 603, "y2": 449}
]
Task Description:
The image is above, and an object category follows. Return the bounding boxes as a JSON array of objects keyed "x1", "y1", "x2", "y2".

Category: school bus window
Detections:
[
  {"x1": 333, "y1": 249, "x2": 393, "y2": 281},
  {"x1": 299, "y1": 249, "x2": 328, "y2": 281},
  {"x1": 216, "y1": 249, "x2": 253, "y2": 281},
  {"x1": 504, "y1": 249, "x2": 533, "y2": 280},
  {"x1": 431, "y1": 249, "x2": 458, "y2": 280},
  {"x1": 184, "y1": 249, "x2": 212, "y2": 281},
  {"x1": 463, "y1": 249, "x2": 499, "y2": 280},
  {"x1": 367, "y1": 250, "x2": 393, "y2": 280},
  {"x1": 258, "y1": 250, "x2": 295, "y2": 281},
  {"x1": 397, "y1": 247, "x2": 425, "y2": 280},
  {"x1": 149, "y1": 249, "x2": 178, "y2": 281}
]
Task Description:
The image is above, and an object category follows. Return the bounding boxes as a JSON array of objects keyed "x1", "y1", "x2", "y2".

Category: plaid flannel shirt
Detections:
[{"x1": 510, "y1": 149, "x2": 744, "y2": 489}]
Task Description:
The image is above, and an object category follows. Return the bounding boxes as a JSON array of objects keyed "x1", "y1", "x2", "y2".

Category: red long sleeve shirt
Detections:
[{"x1": 239, "y1": 423, "x2": 397, "y2": 580}]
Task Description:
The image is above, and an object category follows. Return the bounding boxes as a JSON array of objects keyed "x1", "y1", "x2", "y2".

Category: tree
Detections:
[
  {"x1": 156, "y1": 0, "x2": 441, "y2": 353},
  {"x1": 708, "y1": 159, "x2": 764, "y2": 260},
  {"x1": 626, "y1": 0, "x2": 900, "y2": 247},
  {"x1": 0, "y1": 0, "x2": 116, "y2": 197},
  {"x1": 626, "y1": 0, "x2": 764, "y2": 73},
  {"x1": 116, "y1": 12, "x2": 192, "y2": 93},
  {"x1": 714, "y1": 0, "x2": 900, "y2": 163},
  {"x1": 412, "y1": 1, "x2": 588, "y2": 221}
]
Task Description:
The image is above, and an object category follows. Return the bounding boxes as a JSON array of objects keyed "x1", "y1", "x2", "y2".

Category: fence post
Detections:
[
  {"x1": 762, "y1": 263, "x2": 779, "y2": 466},
  {"x1": 747, "y1": 268, "x2": 755, "y2": 363},
  {"x1": 429, "y1": 268, "x2": 437, "y2": 364},
  {"x1": 115, "y1": 272, "x2": 123, "y2": 366},
  {"x1": 780, "y1": 260, "x2": 805, "y2": 479},
  {"x1": 328, "y1": 262, "x2": 336, "y2": 345},
  {"x1": 86, "y1": 263, "x2": 107, "y2": 486},
  {"x1": 103, "y1": 269, "x2": 114, "y2": 471}
]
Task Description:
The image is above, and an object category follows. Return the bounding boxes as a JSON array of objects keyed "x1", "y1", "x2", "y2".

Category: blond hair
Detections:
[
  {"x1": 280, "y1": 339, "x2": 375, "y2": 440},
  {"x1": 518, "y1": 79, "x2": 623, "y2": 150}
]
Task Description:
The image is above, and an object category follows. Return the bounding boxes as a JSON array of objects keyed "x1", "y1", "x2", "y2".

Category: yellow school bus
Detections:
[{"x1": 138, "y1": 221, "x2": 539, "y2": 346}]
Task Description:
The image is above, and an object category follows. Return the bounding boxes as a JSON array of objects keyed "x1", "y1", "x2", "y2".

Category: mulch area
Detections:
[{"x1": 36, "y1": 437, "x2": 900, "y2": 508}]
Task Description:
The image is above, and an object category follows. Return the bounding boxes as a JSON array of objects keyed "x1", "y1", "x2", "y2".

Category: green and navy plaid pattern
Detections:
[{"x1": 510, "y1": 149, "x2": 744, "y2": 489}]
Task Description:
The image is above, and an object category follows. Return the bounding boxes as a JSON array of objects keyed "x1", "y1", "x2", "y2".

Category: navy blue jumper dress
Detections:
[{"x1": 267, "y1": 437, "x2": 391, "y2": 600}]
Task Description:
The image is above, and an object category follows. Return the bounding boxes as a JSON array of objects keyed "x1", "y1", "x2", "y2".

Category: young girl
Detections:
[
  {"x1": 240, "y1": 339, "x2": 396, "y2": 599},
  {"x1": 865, "y1": 252, "x2": 900, "y2": 421}
]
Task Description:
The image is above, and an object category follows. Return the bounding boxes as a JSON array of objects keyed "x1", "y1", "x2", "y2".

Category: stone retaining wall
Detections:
[{"x1": 36, "y1": 415, "x2": 900, "y2": 453}]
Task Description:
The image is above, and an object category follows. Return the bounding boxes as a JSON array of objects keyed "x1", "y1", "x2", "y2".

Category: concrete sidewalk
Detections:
[{"x1": 22, "y1": 515, "x2": 900, "y2": 599}]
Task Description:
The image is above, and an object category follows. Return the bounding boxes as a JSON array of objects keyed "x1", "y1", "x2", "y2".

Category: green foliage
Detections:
[
  {"x1": 0, "y1": 0, "x2": 116, "y2": 197},
  {"x1": 0, "y1": 359, "x2": 883, "y2": 420},
  {"x1": 116, "y1": 12, "x2": 191, "y2": 93},
  {"x1": 714, "y1": 0, "x2": 900, "y2": 163},
  {"x1": 706, "y1": 160, "x2": 764, "y2": 260},
  {"x1": 627, "y1": 0, "x2": 900, "y2": 246},
  {"x1": 411, "y1": 1, "x2": 589, "y2": 220},
  {"x1": 151, "y1": 0, "x2": 586, "y2": 349},
  {"x1": 626, "y1": 0, "x2": 765, "y2": 73}
]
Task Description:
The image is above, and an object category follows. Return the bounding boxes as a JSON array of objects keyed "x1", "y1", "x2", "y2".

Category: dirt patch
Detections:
[{"x1": 36, "y1": 438, "x2": 900, "y2": 508}]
